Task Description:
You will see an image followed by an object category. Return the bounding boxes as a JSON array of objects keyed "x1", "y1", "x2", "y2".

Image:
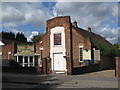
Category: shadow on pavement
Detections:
[{"x1": 2, "y1": 73, "x2": 60, "y2": 89}]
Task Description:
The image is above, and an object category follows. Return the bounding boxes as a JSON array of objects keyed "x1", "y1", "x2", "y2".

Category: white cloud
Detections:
[
  {"x1": 32, "y1": 31, "x2": 39, "y2": 35},
  {"x1": 27, "y1": 31, "x2": 39, "y2": 41},
  {"x1": 2, "y1": 2, "x2": 52, "y2": 29},
  {"x1": 56, "y1": 0, "x2": 118, "y2": 2},
  {"x1": 113, "y1": 5, "x2": 118, "y2": 17},
  {"x1": 2, "y1": 0, "x2": 43, "y2": 2},
  {"x1": 53, "y1": 2, "x2": 118, "y2": 44},
  {"x1": 96, "y1": 25, "x2": 118, "y2": 44},
  {"x1": 54, "y1": 2, "x2": 117, "y2": 29},
  {"x1": 2, "y1": 5, "x2": 25, "y2": 22},
  {"x1": 10, "y1": 29, "x2": 19, "y2": 34},
  {"x1": 3, "y1": 23, "x2": 18, "y2": 29},
  {"x1": 1, "y1": 2, "x2": 118, "y2": 44},
  {"x1": 1, "y1": 0, "x2": 119, "y2": 2},
  {"x1": 106, "y1": 37, "x2": 118, "y2": 44}
]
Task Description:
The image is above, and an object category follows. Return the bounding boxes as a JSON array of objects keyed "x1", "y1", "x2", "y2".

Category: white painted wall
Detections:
[{"x1": 50, "y1": 27, "x2": 66, "y2": 71}]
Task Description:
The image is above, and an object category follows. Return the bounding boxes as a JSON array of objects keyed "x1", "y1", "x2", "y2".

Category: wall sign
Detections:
[
  {"x1": 83, "y1": 50, "x2": 91, "y2": 60},
  {"x1": 94, "y1": 50, "x2": 100, "y2": 61},
  {"x1": 17, "y1": 44, "x2": 34, "y2": 54}
]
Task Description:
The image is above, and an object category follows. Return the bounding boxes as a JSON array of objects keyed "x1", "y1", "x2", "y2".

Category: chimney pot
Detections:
[
  {"x1": 73, "y1": 20, "x2": 77, "y2": 27},
  {"x1": 88, "y1": 26, "x2": 91, "y2": 32}
]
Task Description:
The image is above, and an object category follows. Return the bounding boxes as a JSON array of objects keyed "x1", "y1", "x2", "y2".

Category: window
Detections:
[
  {"x1": 30, "y1": 56, "x2": 33, "y2": 62},
  {"x1": 54, "y1": 33, "x2": 61, "y2": 45},
  {"x1": 25, "y1": 56, "x2": 28, "y2": 63},
  {"x1": 40, "y1": 49, "x2": 43, "y2": 59},
  {"x1": 79, "y1": 46, "x2": 83, "y2": 62},
  {"x1": 40, "y1": 47, "x2": 43, "y2": 60},
  {"x1": 18, "y1": 56, "x2": 23, "y2": 63}
]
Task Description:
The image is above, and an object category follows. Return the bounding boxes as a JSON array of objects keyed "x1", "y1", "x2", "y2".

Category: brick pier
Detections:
[{"x1": 115, "y1": 57, "x2": 120, "y2": 77}]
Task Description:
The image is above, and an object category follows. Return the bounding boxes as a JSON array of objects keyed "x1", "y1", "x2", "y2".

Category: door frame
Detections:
[{"x1": 52, "y1": 52, "x2": 66, "y2": 72}]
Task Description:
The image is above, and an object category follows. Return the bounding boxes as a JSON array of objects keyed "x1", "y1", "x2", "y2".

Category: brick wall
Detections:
[
  {"x1": 41, "y1": 57, "x2": 51, "y2": 74},
  {"x1": 42, "y1": 58, "x2": 47, "y2": 74},
  {"x1": 36, "y1": 16, "x2": 73, "y2": 74},
  {"x1": 36, "y1": 42, "x2": 40, "y2": 54},
  {"x1": 47, "y1": 16, "x2": 73, "y2": 74},
  {"x1": 36, "y1": 16, "x2": 93, "y2": 75},
  {"x1": 2, "y1": 42, "x2": 15, "y2": 60},
  {"x1": 115, "y1": 57, "x2": 120, "y2": 77},
  {"x1": 72, "y1": 28, "x2": 91, "y2": 68},
  {"x1": 66, "y1": 57, "x2": 73, "y2": 75},
  {"x1": 46, "y1": 16, "x2": 72, "y2": 57}
]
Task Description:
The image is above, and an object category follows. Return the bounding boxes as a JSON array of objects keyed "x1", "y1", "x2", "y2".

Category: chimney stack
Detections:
[
  {"x1": 73, "y1": 20, "x2": 77, "y2": 27},
  {"x1": 88, "y1": 26, "x2": 91, "y2": 32}
]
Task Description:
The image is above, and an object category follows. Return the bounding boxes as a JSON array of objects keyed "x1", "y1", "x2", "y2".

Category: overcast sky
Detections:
[{"x1": 1, "y1": 0, "x2": 119, "y2": 44}]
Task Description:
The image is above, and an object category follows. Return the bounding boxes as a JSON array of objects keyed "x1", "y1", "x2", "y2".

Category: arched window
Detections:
[{"x1": 79, "y1": 46, "x2": 83, "y2": 62}]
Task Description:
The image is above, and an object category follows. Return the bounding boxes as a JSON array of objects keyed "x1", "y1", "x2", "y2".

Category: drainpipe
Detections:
[{"x1": 70, "y1": 22, "x2": 73, "y2": 75}]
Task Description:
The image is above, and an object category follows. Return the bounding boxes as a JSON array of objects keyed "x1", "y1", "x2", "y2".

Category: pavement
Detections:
[{"x1": 2, "y1": 70, "x2": 119, "y2": 89}]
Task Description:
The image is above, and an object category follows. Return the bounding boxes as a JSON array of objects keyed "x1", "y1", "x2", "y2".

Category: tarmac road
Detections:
[{"x1": 2, "y1": 70, "x2": 119, "y2": 89}]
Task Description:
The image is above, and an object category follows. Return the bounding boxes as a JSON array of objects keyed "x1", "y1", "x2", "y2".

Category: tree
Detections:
[
  {"x1": 31, "y1": 33, "x2": 44, "y2": 43},
  {"x1": 15, "y1": 32, "x2": 27, "y2": 42},
  {"x1": 2, "y1": 31, "x2": 15, "y2": 40},
  {"x1": 93, "y1": 40, "x2": 120, "y2": 57},
  {"x1": 2, "y1": 31, "x2": 27, "y2": 42},
  {"x1": 114, "y1": 44, "x2": 120, "y2": 49},
  {"x1": 113, "y1": 44, "x2": 120, "y2": 57}
]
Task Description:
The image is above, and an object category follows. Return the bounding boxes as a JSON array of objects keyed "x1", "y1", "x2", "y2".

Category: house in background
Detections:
[
  {"x1": 36, "y1": 16, "x2": 115, "y2": 75},
  {"x1": 0, "y1": 41, "x2": 4, "y2": 56},
  {"x1": 0, "y1": 41, "x2": 4, "y2": 67},
  {"x1": 2, "y1": 39, "x2": 15, "y2": 61},
  {"x1": 14, "y1": 43, "x2": 40, "y2": 67},
  {"x1": 2, "y1": 39, "x2": 41, "y2": 68}
]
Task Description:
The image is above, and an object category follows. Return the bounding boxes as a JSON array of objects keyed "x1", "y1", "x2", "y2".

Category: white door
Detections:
[{"x1": 53, "y1": 53, "x2": 66, "y2": 71}]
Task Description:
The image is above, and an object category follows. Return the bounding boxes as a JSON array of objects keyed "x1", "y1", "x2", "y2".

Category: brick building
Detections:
[
  {"x1": 2, "y1": 39, "x2": 16, "y2": 60},
  {"x1": 36, "y1": 16, "x2": 115, "y2": 75},
  {"x1": 1, "y1": 16, "x2": 115, "y2": 74},
  {"x1": 2, "y1": 39, "x2": 41, "y2": 68}
]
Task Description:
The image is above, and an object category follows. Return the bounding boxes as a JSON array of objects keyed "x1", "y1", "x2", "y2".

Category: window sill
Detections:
[
  {"x1": 79, "y1": 61, "x2": 84, "y2": 62},
  {"x1": 53, "y1": 45, "x2": 63, "y2": 47}
]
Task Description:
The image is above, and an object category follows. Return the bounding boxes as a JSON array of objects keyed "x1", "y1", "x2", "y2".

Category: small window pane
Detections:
[
  {"x1": 79, "y1": 47, "x2": 83, "y2": 62},
  {"x1": 54, "y1": 33, "x2": 61, "y2": 45}
]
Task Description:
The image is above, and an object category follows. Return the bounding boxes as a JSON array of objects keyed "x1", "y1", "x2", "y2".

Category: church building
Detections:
[{"x1": 36, "y1": 16, "x2": 114, "y2": 75}]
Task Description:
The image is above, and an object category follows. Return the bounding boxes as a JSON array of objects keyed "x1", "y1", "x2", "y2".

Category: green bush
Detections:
[{"x1": 93, "y1": 40, "x2": 119, "y2": 57}]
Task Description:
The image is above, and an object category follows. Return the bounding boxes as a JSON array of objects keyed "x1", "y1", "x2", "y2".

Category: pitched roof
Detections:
[{"x1": 72, "y1": 26, "x2": 112, "y2": 47}]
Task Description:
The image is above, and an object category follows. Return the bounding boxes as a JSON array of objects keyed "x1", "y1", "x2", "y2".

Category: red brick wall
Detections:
[
  {"x1": 42, "y1": 58, "x2": 47, "y2": 74},
  {"x1": 66, "y1": 57, "x2": 73, "y2": 75},
  {"x1": 36, "y1": 16, "x2": 73, "y2": 74},
  {"x1": 116, "y1": 57, "x2": 120, "y2": 77},
  {"x1": 46, "y1": 16, "x2": 72, "y2": 56},
  {"x1": 2, "y1": 42, "x2": 15, "y2": 60},
  {"x1": 47, "y1": 16, "x2": 73, "y2": 74},
  {"x1": 36, "y1": 42, "x2": 40, "y2": 54},
  {"x1": 72, "y1": 28, "x2": 91, "y2": 67},
  {"x1": 36, "y1": 16, "x2": 93, "y2": 74}
]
